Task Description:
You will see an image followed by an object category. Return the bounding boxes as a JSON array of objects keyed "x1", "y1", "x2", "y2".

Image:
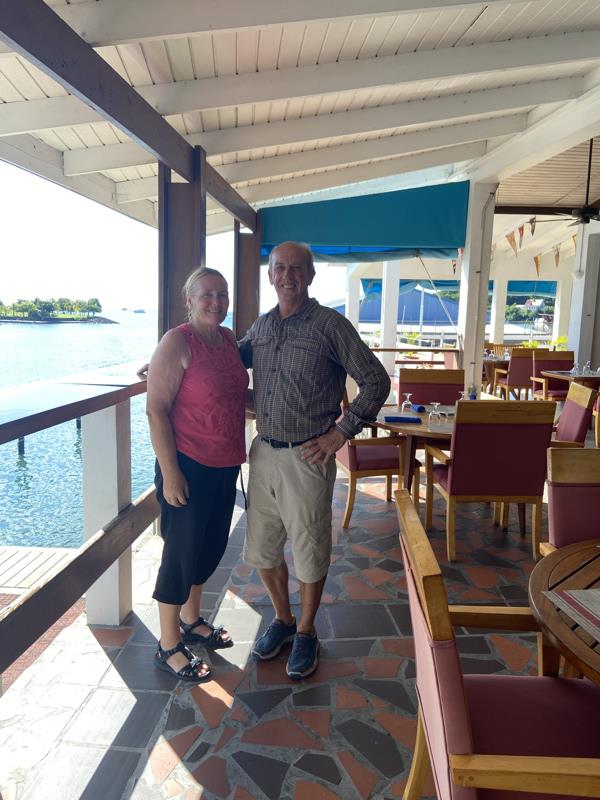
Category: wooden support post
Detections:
[
  {"x1": 82, "y1": 400, "x2": 132, "y2": 624},
  {"x1": 158, "y1": 146, "x2": 207, "y2": 336},
  {"x1": 234, "y1": 213, "x2": 262, "y2": 338}
]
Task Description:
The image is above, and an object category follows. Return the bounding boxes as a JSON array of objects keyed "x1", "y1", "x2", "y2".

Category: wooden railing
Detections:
[
  {"x1": 0, "y1": 363, "x2": 158, "y2": 672},
  {"x1": 370, "y1": 346, "x2": 460, "y2": 369}
]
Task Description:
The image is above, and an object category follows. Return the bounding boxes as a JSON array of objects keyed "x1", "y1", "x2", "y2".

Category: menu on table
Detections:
[{"x1": 544, "y1": 589, "x2": 600, "y2": 642}]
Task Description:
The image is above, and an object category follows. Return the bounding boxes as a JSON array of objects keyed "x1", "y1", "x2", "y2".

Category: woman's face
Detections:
[{"x1": 187, "y1": 274, "x2": 229, "y2": 327}]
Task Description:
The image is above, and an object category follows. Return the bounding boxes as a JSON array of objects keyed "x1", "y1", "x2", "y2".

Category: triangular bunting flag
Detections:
[
  {"x1": 553, "y1": 243, "x2": 561, "y2": 268},
  {"x1": 529, "y1": 217, "x2": 537, "y2": 237},
  {"x1": 506, "y1": 231, "x2": 518, "y2": 256},
  {"x1": 533, "y1": 254, "x2": 542, "y2": 276},
  {"x1": 518, "y1": 224, "x2": 525, "y2": 248}
]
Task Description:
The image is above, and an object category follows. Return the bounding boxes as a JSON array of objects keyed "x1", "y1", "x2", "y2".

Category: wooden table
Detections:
[
  {"x1": 375, "y1": 410, "x2": 453, "y2": 492},
  {"x1": 541, "y1": 370, "x2": 600, "y2": 389},
  {"x1": 529, "y1": 539, "x2": 600, "y2": 685}
]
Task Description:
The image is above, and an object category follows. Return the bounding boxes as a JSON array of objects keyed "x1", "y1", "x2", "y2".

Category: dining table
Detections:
[
  {"x1": 541, "y1": 369, "x2": 600, "y2": 390},
  {"x1": 374, "y1": 407, "x2": 454, "y2": 492},
  {"x1": 529, "y1": 538, "x2": 600, "y2": 685}
]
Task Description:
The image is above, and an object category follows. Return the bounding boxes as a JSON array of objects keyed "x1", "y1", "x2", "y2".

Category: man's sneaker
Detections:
[
  {"x1": 286, "y1": 633, "x2": 320, "y2": 680},
  {"x1": 252, "y1": 619, "x2": 297, "y2": 660}
]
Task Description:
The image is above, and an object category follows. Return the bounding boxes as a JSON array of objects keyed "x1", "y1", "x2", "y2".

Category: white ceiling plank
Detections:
[
  {"x1": 166, "y1": 38, "x2": 195, "y2": 82},
  {"x1": 61, "y1": 77, "x2": 582, "y2": 175},
  {"x1": 460, "y1": 75, "x2": 600, "y2": 182},
  {"x1": 141, "y1": 40, "x2": 173, "y2": 85},
  {"x1": 188, "y1": 33, "x2": 215, "y2": 80},
  {"x1": 0, "y1": 0, "x2": 518, "y2": 54},
  {"x1": 0, "y1": 56, "x2": 47, "y2": 99},
  {"x1": 116, "y1": 141, "x2": 486, "y2": 203},
  {"x1": 0, "y1": 95, "x2": 98, "y2": 136},
  {"x1": 236, "y1": 29, "x2": 260, "y2": 75},
  {"x1": 117, "y1": 42, "x2": 153, "y2": 86},
  {"x1": 256, "y1": 26, "x2": 281, "y2": 72},
  {"x1": 96, "y1": 45, "x2": 129, "y2": 82},
  {"x1": 128, "y1": 32, "x2": 600, "y2": 116}
]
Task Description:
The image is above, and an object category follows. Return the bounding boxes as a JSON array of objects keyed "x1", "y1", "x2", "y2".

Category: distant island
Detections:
[{"x1": 0, "y1": 297, "x2": 116, "y2": 323}]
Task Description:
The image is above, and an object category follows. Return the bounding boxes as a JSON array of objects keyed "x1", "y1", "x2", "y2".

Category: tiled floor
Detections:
[{"x1": 0, "y1": 469, "x2": 541, "y2": 800}]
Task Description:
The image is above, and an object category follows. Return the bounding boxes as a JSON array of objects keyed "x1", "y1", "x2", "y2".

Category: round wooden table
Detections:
[{"x1": 529, "y1": 538, "x2": 600, "y2": 685}]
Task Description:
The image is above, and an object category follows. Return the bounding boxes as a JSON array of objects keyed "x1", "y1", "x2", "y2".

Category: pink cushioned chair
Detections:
[
  {"x1": 396, "y1": 489, "x2": 600, "y2": 800},
  {"x1": 425, "y1": 400, "x2": 555, "y2": 560},
  {"x1": 553, "y1": 382, "x2": 596, "y2": 446},
  {"x1": 493, "y1": 348, "x2": 548, "y2": 400},
  {"x1": 396, "y1": 367, "x2": 465, "y2": 407},
  {"x1": 336, "y1": 394, "x2": 421, "y2": 527},
  {"x1": 531, "y1": 350, "x2": 575, "y2": 400},
  {"x1": 539, "y1": 448, "x2": 600, "y2": 557}
]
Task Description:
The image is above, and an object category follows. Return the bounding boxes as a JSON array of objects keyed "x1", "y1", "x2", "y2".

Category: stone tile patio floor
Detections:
[{"x1": 0, "y1": 470, "x2": 541, "y2": 800}]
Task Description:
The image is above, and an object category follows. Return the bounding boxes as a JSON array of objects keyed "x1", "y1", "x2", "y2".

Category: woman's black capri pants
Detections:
[{"x1": 152, "y1": 451, "x2": 240, "y2": 605}]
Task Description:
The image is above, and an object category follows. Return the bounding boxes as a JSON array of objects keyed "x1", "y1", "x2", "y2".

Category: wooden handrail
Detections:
[{"x1": 0, "y1": 487, "x2": 160, "y2": 673}]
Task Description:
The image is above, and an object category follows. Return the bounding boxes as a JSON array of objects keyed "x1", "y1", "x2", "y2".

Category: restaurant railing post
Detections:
[{"x1": 82, "y1": 399, "x2": 132, "y2": 624}]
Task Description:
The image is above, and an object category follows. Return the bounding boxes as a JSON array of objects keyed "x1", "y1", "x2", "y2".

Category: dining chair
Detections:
[
  {"x1": 493, "y1": 348, "x2": 549, "y2": 400},
  {"x1": 425, "y1": 400, "x2": 556, "y2": 560},
  {"x1": 336, "y1": 432, "x2": 421, "y2": 527},
  {"x1": 396, "y1": 488, "x2": 600, "y2": 800},
  {"x1": 336, "y1": 392, "x2": 420, "y2": 527},
  {"x1": 531, "y1": 350, "x2": 575, "y2": 400},
  {"x1": 552, "y1": 382, "x2": 596, "y2": 446},
  {"x1": 396, "y1": 367, "x2": 465, "y2": 407},
  {"x1": 594, "y1": 396, "x2": 600, "y2": 448},
  {"x1": 539, "y1": 447, "x2": 600, "y2": 557}
]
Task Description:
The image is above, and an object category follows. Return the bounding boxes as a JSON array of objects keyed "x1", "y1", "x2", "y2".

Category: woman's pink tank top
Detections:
[{"x1": 170, "y1": 323, "x2": 249, "y2": 467}]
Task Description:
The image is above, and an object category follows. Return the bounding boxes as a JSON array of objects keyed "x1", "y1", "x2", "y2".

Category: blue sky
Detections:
[{"x1": 0, "y1": 159, "x2": 346, "y2": 311}]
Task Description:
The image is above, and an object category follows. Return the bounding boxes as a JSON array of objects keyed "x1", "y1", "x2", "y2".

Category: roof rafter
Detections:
[
  {"x1": 0, "y1": 0, "x2": 527, "y2": 53},
  {"x1": 117, "y1": 141, "x2": 486, "y2": 204},
  {"x1": 1, "y1": 31, "x2": 595, "y2": 135},
  {"x1": 61, "y1": 78, "x2": 581, "y2": 177}
]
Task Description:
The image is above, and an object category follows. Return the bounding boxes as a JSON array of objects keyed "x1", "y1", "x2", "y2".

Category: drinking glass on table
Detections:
[
  {"x1": 571, "y1": 362, "x2": 580, "y2": 376},
  {"x1": 583, "y1": 361, "x2": 591, "y2": 375},
  {"x1": 428, "y1": 402, "x2": 442, "y2": 424},
  {"x1": 401, "y1": 392, "x2": 413, "y2": 413}
]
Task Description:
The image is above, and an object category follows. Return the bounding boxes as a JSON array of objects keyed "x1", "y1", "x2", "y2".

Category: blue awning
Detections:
[{"x1": 260, "y1": 181, "x2": 470, "y2": 263}]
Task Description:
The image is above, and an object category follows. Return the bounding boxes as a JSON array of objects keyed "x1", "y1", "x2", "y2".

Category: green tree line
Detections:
[{"x1": 0, "y1": 297, "x2": 102, "y2": 320}]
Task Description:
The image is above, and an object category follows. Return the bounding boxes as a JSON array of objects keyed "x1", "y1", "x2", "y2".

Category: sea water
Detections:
[{"x1": 0, "y1": 309, "x2": 233, "y2": 548}]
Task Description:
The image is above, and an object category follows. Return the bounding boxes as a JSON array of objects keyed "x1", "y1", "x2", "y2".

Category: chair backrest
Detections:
[
  {"x1": 396, "y1": 490, "x2": 475, "y2": 800},
  {"x1": 506, "y1": 348, "x2": 547, "y2": 385},
  {"x1": 555, "y1": 383, "x2": 596, "y2": 443},
  {"x1": 532, "y1": 350, "x2": 575, "y2": 392},
  {"x1": 443, "y1": 351, "x2": 459, "y2": 369},
  {"x1": 547, "y1": 448, "x2": 600, "y2": 547},
  {"x1": 397, "y1": 368, "x2": 465, "y2": 405},
  {"x1": 448, "y1": 400, "x2": 555, "y2": 495}
]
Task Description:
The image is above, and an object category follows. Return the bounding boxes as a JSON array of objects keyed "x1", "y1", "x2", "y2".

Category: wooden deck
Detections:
[{"x1": 0, "y1": 546, "x2": 75, "y2": 597}]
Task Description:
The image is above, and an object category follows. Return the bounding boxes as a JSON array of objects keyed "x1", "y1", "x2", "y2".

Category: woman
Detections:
[{"x1": 146, "y1": 267, "x2": 248, "y2": 682}]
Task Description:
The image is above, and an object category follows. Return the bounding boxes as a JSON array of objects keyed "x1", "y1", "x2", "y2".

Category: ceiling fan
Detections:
[{"x1": 496, "y1": 138, "x2": 600, "y2": 225}]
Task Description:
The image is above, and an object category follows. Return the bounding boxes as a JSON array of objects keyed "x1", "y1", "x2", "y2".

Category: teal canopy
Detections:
[{"x1": 260, "y1": 181, "x2": 470, "y2": 263}]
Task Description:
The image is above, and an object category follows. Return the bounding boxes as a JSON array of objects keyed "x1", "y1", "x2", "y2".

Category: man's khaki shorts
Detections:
[{"x1": 244, "y1": 436, "x2": 337, "y2": 583}]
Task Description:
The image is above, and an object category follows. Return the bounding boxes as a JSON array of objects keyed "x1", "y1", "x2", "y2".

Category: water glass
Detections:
[
  {"x1": 428, "y1": 401, "x2": 442, "y2": 425},
  {"x1": 571, "y1": 362, "x2": 580, "y2": 376},
  {"x1": 583, "y1": 361, "x2": 591, "y2": 375},
  {"x1": 401, "y1": 392, "x2": 413, "y2": 413},
  {"x1": 503, "y1": 350, "x2": 510, "y2": 359}
]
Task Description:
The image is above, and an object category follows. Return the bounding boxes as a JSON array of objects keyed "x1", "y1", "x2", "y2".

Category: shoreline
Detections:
[{"x1": 0, "y1": 315, "x2": 117, "y2": 325}]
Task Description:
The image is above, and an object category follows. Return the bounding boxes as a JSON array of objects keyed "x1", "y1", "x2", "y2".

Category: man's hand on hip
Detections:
[{"x1": 299, "y1": 427, "x2": 346, "y2": 465}]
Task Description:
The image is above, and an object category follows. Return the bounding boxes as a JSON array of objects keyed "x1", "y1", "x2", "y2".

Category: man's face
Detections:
[{"x1": 268, "y1": 243, "x2": 315, "y2": 306}]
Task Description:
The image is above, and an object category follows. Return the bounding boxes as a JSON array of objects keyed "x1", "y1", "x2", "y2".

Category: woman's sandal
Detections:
[
  {"x1": 179, "y1": 616, "x2": 234, "y2": 649},
  {"x1": 154, "y1": 641, "x2": 212, "y2": 683}
]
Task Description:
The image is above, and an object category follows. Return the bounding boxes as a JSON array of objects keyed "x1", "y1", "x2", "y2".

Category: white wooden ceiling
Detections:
[{"x1": 1, "y1": 0, "x2": 600, "y2": 234}]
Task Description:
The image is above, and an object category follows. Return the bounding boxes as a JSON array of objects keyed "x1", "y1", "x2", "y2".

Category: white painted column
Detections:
[
  {"x1": 490, "y1": 275, "x2": 508, "y2": 344},
  {"x1": 345, "y1": 265, "x2": 360, "y2": 330},
  {"x1": 82, "y1": 401, "x2": 132, "y2": 625},
  {"x1": 381, "y1": 260, "x2": 401, "y2": 375},
  {"x1": 457, "y1": 181, "x2": 498, "y2": 393},
  {"x1": 568, "y1": 225, "x2": 600, "y2": 365},
  {"x1": 552, "y1": 277, "x2": 573, "y2": 343}
]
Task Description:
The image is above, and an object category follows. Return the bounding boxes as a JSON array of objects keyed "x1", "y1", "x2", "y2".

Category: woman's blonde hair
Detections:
[{"x1": 182, "y1": 266, "x2": 227, "y2": 304}]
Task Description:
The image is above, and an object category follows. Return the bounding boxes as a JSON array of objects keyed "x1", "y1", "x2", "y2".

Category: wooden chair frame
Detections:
[
  {"x1": 424, "y1": 400, "x2": 556, "y2": 561},
  {"x1": 539, "y1": 447, "x2": 600, "y2": 557},
  {"x1": 493, "y1": 348, "x2": 548, "y2": 400},
  {"x1": 337, "y1": 432, "x2": 420, "y2": 528},
  {"x1": 395, "y1": 489, "x2": 600, "y2": 800},
  {"x1": 531, "y1": 350, "x2": 575, "y2": 400}
]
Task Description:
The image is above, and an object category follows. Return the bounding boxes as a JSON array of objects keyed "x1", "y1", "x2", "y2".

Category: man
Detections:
[{"x1": 239, "y1": 241, "x2": 390, "y2": 679}]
